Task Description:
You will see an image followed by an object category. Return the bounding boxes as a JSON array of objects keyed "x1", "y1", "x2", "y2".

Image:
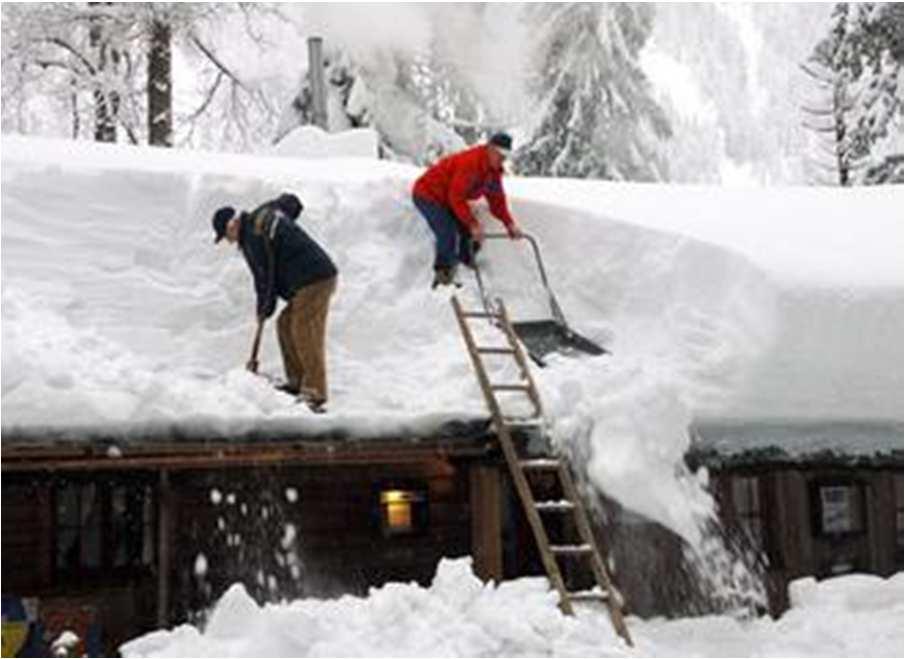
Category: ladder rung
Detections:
[
  {"x1": 550, "y1": 544, "x2": 593, "y2": 555},
  {"x1": 534, "y1": 500, "x2": 575, "y2": 512},
  {"x1": 460, "y1": 310, "x2": 498, "y2": 319},
  {"x1": 490, "y1": 383, "x2": 531, "y2": 392},
  {"x1": 568, "y1": 590, "x2": 609, "y2": 602},
  {"x1": 476, "y1": 346, "x2": 516, "y2": 355},
  {"x1": 519, "y1": 459, "x2": 561, "y2": 470},
  {"x1": 502, "y1": 416, "x2": 543, "y2": 427}
]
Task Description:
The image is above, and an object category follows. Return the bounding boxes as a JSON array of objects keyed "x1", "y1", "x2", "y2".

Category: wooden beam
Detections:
[
  {"x1": 157, "y1": 469, "x2": 171, "y2": 628},
  {"x1": 1, "y1": 440, "x2": 493, "y2": 473},
  {"x1": 469, "y1": 462, "x2": 503, "y2": 582}
]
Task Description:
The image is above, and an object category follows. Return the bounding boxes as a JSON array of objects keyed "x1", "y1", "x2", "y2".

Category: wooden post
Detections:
[
  {"x1": 36, "y1": 484, "x2": 54, "y2": 588},
  {"x1": 156, "y1": 469, "x2": 171, "y2": 627},
  {"x1": 307, "y1": 37, "x2": 328, "y2": 130},
  {"x1": 469, "y1": 462, "x2": 503, "y2": 582}
]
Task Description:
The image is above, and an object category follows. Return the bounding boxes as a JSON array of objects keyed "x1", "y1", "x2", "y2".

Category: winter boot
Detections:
[{"x1": 431, "y1": 265, "x2": 457, "y2": 289}]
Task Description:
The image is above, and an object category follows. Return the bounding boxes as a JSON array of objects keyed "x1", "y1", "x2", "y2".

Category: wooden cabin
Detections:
[
  {"x1": 688, "y1": 420, "x2": 903, "y2": 615},
  {"x1": 2, "y1": 419, "x2": 901, "y2": 655},
  {"x1": 1, "y1": 420, "x2": 515, "y2": 656}
]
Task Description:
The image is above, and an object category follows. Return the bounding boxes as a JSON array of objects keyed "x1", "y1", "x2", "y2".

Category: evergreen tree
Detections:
[
  {"x1": 801, "y1": 2, "x2": 903, "y2": 185},
  {"x1": 847, "y1": 2, "x2": 903, "y2": 184},
  {"x1": 515, "y1": 4, "x2": 671, "y2": 180}
]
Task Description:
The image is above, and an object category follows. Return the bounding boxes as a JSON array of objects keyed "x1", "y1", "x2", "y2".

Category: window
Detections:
[
  {"x1": 732, "y1": 475, "x2": 763, "y2": 548},
  {"x1": 811, "y1": 481, "x2": 865, "y2": 536},
  {"x1": 111, "y1": 484, "x2": 155, "y2": 568},
  {"x1": 56, "y1": 483, "x2": 102, "y2": 571},
  {"x1": 377, "y1": 485, "x2": 427, "y2": 536},
  {"x1": 54, "y1": 479, "x2": 155, "y2": 577}
]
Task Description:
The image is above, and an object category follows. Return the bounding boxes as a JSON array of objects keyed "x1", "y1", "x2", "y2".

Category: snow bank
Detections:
[
  {"x1": 119, "y1": 557, "x2": 904, "y2": 658},
  {"x1": 2, "y1": 136, "x2": 901, "y2": 552}
]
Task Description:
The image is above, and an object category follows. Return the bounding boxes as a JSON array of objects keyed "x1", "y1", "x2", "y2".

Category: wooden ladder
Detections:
[{"x1": 451, "y1": 295, "x2": 633, "y2": 646}]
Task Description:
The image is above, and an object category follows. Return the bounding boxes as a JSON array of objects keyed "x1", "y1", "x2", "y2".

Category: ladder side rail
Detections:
[
  {"x1": 557, "y1": 463, "x2": 634, "y2": 647},
  {"x1": 496, "y1": 424, "x2": 574, "y2": 615}
]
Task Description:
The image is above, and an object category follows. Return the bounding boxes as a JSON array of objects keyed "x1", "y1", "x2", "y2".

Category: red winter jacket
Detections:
[{"x1": 412, "y1": 145, "x2": 515, "y2": 233}]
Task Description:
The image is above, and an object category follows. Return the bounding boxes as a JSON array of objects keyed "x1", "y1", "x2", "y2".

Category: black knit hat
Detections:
[
  {"x1": 489, "y1": 132, "x2": 513, "y2": 153},
  {"x1": 212, "y1": 206, "x2": 236, "y2": 243}
]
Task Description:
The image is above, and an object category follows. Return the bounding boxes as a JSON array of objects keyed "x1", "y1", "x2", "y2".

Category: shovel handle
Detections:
[
  {"x1": 246, "y1": 319, "x2": 264, "y2": 373},
  {"x1": 480, "y1": 232, "x2": 568, "y2": 327}
]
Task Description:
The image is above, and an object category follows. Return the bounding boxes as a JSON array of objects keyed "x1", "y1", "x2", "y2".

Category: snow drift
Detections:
[
  {"x1": 119, "y1": 557, "x2": 904, "y2": 658},
  {"x1": 2, "y1": 136, "x2": 902, "y2": 549}
]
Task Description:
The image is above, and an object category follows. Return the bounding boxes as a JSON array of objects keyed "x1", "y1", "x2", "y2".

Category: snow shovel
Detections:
[{"x1": 472, "y1": 232, "x2": 608, "y2": 366}]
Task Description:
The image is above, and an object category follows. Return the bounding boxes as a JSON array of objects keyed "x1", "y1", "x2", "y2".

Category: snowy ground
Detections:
[
  {"x1": 2, "y1": 135, "x2": 902, "y2": 545},
  {"x1": 119, "y1": 557, "x2": 903, "y2": 658}
]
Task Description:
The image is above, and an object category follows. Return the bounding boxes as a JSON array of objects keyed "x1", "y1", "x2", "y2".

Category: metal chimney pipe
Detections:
[{"x1": 307, "y1": 37, "x2": 328, "y2": 130}]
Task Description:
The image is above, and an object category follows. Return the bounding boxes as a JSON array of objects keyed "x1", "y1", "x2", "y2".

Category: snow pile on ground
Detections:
[
  {"x1": 2, "y1": 136, "x2": 901, "y2": 554},
  {"x1": 119, "y1": 557, "x2": 904, "y2": 658}
]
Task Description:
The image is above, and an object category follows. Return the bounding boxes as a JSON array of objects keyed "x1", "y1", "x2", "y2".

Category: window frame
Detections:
[
  {"x1": 52, "y1": 476, "x2": 157, "y2": 583},
  {"x1": 809, "y1": 477, "x2": 868, "y2": 538},
  {"x1": 374, "y1": 480, "x2": 429, "y2": 538}
]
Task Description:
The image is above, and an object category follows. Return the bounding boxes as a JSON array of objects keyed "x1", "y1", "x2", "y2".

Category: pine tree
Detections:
[
  {"x1": 847, "y1": 2, "x2": 903, "y2": 184},
  {"x1": 802, "y1": 2, "x2": 903, "y2": 185},
  {"x1": 514, "y1": 4, "x2": 671, "y2": 180}
]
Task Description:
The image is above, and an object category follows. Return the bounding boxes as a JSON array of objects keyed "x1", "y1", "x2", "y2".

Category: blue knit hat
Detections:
[{"x1": 212, "y1": 206, "x2": 236, "y2": 243}]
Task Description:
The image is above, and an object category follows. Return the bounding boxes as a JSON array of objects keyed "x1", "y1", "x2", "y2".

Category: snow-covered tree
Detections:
[
  {"x1": 801, "y1": 2, "x2": 903, "y2": 185},
  {"x1": 847, "y1": 2, "x2": 903, "y2": 184},
  {"x1": 1, "y1": 3, "x2": 141, "y2": 142},
  {"x1": 274, "y1": 42, "x2": 469, "y2": 164},
  {"x1": 1, "y1": 3, "x2": 281, "y2": 150},
  {"x1": 514, "y1": 4, "x2": 671, "y2": 180}
]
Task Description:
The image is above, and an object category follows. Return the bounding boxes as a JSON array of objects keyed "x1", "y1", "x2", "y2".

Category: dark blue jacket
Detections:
[{"x1": 239, "y1": 194, "x2": 338, "y2": 319}]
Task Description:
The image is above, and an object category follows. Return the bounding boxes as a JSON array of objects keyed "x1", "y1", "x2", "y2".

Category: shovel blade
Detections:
[{"x1": 511, "y1": 320, "x2": 608, "y2": 367}]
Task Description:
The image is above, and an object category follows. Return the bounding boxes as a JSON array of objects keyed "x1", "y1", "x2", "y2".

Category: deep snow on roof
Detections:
[{"x1": 1, "y1": 135, "x2": 902, "y2": 545}]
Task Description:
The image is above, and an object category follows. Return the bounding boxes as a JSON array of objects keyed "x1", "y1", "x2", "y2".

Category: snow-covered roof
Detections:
[
  {"x1": 689, "y1": 420, "x2": 904, "y2": 468},
  {"x1": 2, "y1": 135, "x2": 901, "y2": 545}
]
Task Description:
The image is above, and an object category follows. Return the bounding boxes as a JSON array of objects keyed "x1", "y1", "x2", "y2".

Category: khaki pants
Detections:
[{"x1": 276, "y1": 276, "x2": 337, "y2": 403}]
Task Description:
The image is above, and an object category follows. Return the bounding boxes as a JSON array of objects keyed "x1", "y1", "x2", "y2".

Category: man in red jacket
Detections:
[{"x1": 412, "y1": 132, "x2": 522, "y2": 288}]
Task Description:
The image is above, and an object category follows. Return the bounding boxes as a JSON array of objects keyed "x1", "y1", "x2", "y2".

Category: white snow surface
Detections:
[
  {"x1": 2, "y1": 136, "x2": 902, "y2": 544},
  {"x1": 119, "y1": 557, "x2": 904, "y2": 658},
  {"x1": 272, "y1": 125, "x2": 379, "y2": 160}
]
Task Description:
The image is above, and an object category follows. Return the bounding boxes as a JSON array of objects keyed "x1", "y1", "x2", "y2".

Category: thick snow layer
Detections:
[
  {"x1": 119, "y1": 557, "x2": 904, "y2": 658},
  {"x1": 271, "y1": 125, "x2": 379, "y2": 160},
  {"x1": 1, "y1": 136, "x2": 902, "y2": 546}
]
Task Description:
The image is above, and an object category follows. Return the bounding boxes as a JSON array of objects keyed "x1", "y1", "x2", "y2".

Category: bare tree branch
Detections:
[
  {"x1": 189, "y1": 34, "x2": 250, "y2": 93},
  {"x1": 187, "y1": 70, "x2": 224, "y2": 123},
  {"x1": 44, "y1": 37, "x2": 96, "y2": 75}
]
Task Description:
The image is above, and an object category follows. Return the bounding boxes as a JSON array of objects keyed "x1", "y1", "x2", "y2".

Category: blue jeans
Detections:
[{"x1": 413, "y1": 196, "x2": 475, "y2": 269}]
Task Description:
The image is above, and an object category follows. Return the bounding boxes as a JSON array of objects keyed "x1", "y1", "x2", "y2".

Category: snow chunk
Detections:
[
  {"x1": 193, "y1": 553, "x2": 208, "y2": 578},
  {"x1": 203, "y1": 584, "x2": 262, "y2": 640}
]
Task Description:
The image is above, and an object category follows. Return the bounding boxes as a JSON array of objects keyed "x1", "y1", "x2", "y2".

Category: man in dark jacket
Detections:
[{"x1": 212, "y1": 193, "x2": 337, "y2": 411}]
